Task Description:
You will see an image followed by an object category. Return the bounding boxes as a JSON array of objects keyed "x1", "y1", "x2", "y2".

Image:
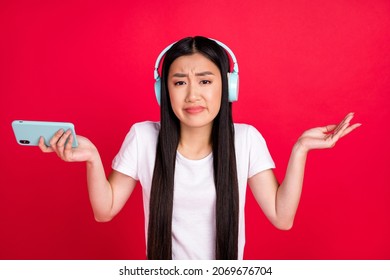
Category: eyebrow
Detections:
[{"x1": 172, "y1": 71, "x2": 215, "y2": 78}]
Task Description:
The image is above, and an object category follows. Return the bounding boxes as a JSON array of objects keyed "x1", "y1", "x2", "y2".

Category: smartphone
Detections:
[{"x1": 12, "y1": 120, "x2": 78, "y2": 148}]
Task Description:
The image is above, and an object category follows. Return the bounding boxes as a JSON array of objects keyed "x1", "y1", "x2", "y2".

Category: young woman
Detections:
[{"x1": 39, "y1": 36, "x2": 361, "y2": 260}]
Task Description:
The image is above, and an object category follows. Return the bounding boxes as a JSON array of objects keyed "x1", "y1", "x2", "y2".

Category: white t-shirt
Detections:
[{"x1": 112, "y1": 121, "x2": 275, "y2": 259}]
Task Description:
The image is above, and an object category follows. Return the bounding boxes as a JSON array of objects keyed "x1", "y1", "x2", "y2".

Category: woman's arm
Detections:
[
  {"x1": 39, "y1": 129, "x2": 137, "y2": 222},
  {"x1": 85, "y1": 149, "x2": 137, "y2": 222},
  {"x1": 249, "y1": 113, "x2": 361, "y2": 230}
]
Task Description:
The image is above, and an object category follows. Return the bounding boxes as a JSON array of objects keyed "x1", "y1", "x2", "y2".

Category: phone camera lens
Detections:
[{"x1": 20, "y1": 140, "x2": 30, "y2": 144}]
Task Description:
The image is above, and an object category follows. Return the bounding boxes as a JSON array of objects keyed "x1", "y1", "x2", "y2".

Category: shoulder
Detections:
[
  {"x1": 234, "y1": 123, "x2": 254, "y2": 134},
  {"x1": 233, "y1": 123, "x2": 275, "y2": 176},
  {"x1": 234, "y1": 123, "x2": 266, "y2": 142},
  {"x1": 120, "y1": 121, "x2": 160, "y2": 146},
  {"x1": 128, "y1": 121, "x2": 160, "y2": 139},
  {"x1": 131, "y1": 121, "x2": 160, "y2": 133}
]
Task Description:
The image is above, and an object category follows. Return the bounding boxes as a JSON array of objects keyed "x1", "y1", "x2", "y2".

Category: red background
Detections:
[{"x1": 1, "y1": 0, "x2": 389, "y2": 259}]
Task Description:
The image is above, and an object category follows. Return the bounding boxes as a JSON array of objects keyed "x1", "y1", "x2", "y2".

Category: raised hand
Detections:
[{"x1": 297, "y1": 112, "x2": 361, "y2": 152}]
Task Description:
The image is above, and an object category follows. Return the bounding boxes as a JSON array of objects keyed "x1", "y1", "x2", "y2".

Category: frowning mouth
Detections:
[{"x1": 184, "y1": 106, "x2": 205, "y2": 114}]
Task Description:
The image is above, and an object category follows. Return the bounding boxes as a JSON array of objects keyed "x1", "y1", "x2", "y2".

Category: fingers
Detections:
[
  {"x1": 340, "y1": 123, "x2": 362, "y2": 138},
  {"x1": 49, "y1": 129, "x2": 64, "y2": 154},
  {"x1": 326, "y1": 112, "x2": 361, "y2": 145},
  {"x1": 330, "y1": 122, "x2": 349, "y2": 142},
  {"x1": 38, "y1": 136, "x2": 53, "y2": 153},
  {"x1": 48, "y1": 129, "x2": 73, "y2": 161},
  {"x1": 298, "y1": 112, "x2": 361, "y2": 151},
  {"x1": 332, "y1": 112, "x2": 354, "y2": 136},
  {"x1": 324, "y1": 112, "x2": 353, "y2": 138},
  {"x1": 323, "y1": 124, "x2": 337, "y2": 134},
  {"x1": 55, "y1": 129, "x2": 71, "y2": 154},
  {"x1": 63, "y1": 133, "x2": 74, "y2": 160}
]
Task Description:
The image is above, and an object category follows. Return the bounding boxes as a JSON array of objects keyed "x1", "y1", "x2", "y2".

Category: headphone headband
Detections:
[
  {"x1": 154, "y1": 42, "x2": 175, "y2": 80},
  {"x1": 154, "y1": 37, "x2": 239, "y2": 105}
]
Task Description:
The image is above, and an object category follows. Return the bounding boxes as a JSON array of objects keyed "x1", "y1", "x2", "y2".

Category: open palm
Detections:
[{"x1": 298, "y1": 112, "x2": 361, "y2": 152}]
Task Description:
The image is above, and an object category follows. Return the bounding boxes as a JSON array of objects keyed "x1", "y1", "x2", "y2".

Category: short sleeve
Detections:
[
  {"x1": 247, "y1": 125, "x2": 275, "y2": 178},
  {"x1": 112, "y1": 125, "x2": 139, "y2": 180}
]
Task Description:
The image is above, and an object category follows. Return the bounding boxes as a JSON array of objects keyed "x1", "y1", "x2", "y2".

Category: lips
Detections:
[{"x1": 184, "y1": 106, "x2": 205, "y2": 114}]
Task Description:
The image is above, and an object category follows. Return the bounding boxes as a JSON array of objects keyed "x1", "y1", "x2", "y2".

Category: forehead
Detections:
[{"x1": 168, "y1": 53, "x2": 220, "y2": 73}]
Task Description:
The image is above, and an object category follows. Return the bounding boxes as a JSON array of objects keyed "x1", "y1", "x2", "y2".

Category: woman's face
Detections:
[{"x1": 167, "y1": 52, "x2": 222, "y2": 131}]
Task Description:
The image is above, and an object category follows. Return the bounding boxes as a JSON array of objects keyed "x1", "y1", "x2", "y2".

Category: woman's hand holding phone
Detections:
[{"x1": 39, "y1": 129, "x2": 98, "y2": 163}]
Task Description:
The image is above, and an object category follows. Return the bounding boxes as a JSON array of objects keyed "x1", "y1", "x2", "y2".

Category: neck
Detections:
[{"x1": 178, "y1": 124, "x2": 213, "y2": 160}]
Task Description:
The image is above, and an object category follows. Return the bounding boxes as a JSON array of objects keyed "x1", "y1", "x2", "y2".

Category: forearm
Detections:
[
  {"x1": 86, "y1": 149, "x2": 114, "y2": 222},
  {"x1": 275, "y1": 142, "x2": 308, "y2": 229},
  {"x1": 257, "y1": 113, "x2": 360, "y2": 230}
]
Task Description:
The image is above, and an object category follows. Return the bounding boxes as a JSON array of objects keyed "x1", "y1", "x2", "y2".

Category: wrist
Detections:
[
  {"x1": 86, "y1": 145, "x2": 100, "y2": 165},
  {"x1": 293, "y1": 139, "x2": 309, "y2": 156}
]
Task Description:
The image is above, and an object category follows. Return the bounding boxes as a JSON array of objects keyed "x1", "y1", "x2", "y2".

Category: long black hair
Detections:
[{"x1": 147, "y1": 36, "x2": 239, "y2": 259}]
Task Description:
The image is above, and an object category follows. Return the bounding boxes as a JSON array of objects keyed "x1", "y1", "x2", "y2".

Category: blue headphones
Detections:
[{"x1": 153, "y1": 38, "x2": 239, "y2": 105}]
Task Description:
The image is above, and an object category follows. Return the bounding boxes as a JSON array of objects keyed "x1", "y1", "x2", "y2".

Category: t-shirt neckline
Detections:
[{"x1": 176, "y1": 150, "x2": 213, "y2": 163}]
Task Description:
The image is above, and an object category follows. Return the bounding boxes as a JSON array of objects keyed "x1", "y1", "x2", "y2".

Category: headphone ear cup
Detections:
[
  {"x1": 227, "y1": 72, "x2": 239, "y2": 102},
  {"x1": 154, "y1": 77, "x2": 161, "y2": 105}
]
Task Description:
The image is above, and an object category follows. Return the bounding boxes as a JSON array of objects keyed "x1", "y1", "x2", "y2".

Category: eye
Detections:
[
  {"x1": 200, "y1": 80, "x2": 211, "y2": 85},
  {"x1": 174, "y1": 81, "x2": 186, "y2": 86}
]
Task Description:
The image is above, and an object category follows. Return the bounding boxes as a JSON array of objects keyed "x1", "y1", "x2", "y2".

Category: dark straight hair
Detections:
[{"x1": 147, "y1": 36, "x2": 239, "y2": 259}]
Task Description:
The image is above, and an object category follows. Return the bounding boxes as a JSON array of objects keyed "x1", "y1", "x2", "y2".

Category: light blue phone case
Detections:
[{"x1": 12, "y1": 120, "x2": 78, "y2": 148}]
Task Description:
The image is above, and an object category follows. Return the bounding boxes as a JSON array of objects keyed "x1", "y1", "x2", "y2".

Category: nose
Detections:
[{"x1": 185, "y1": 82, "x2": 201, "y2": 103}]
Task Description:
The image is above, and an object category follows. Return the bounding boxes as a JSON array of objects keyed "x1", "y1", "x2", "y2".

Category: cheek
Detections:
[
  {"x1": 168, "y1": 90, "x2": 182, "y2": 115},
  {"x1": 168, "y1": 91, "x2": 179, "y2": 107},
  {"x1": 168, "y1": 86, "x2": 178, "y2": 104},
  {"x1": 213, "y1": 100, "x2": 222, "y2": 114},
  {"x1": 208, "y1": 86, "x2": 222, "y2": 110}
]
